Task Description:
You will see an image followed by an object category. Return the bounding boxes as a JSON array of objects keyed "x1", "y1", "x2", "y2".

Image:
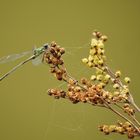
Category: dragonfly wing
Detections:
[
  {"x1": 31, "y1": 54, "x2": 43, "y2": 66},
  {"x1": 0, "y1": 51, "x2": 32, "y2": 64}
]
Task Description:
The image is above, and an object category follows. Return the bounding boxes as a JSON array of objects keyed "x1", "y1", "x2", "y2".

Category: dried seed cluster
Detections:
[
  {"x1": 45, "y1": 31, "x2": 140, "y2": 139},
  {"x1": 99, "y1": 121, "x2": 139, "y2": 139},
  {"x1": 48, "y1": 78, "x2": 104, "y2": 105},
  {"x1": 81, "y1": 31, "x2": 131, "y2": 104},
  {"x1": 123, "y1": 103, "x2": 135, "y2": 115},
  {"x1": 43, "y1": 42, "x2": 66, "y2": 81},
  {"x1": 48, "y1": 89, "x2": 66, "y2": 99},
  {"x1": 48, "y1": 78, "x2": 129, "y2": 106},
  {"x1": 82, "y1": 31, "x2": 107, "y2": 68}
]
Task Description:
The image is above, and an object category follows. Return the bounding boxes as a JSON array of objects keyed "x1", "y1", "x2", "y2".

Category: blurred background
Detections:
[{"x1": 0, "y1": 0, "x2": 140, "y2": 140}]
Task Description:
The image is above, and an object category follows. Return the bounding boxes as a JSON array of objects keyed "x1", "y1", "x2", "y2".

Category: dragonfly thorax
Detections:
[
  {"x1": 33, "y1": 47, "x2": 44, "y2": 56},
  {"x1": 33, "y1": 44, "x2": 49, "y2": 57}
]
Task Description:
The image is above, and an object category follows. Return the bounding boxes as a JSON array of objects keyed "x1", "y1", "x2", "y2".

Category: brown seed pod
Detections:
[
  {"x1": 81, "y1": 78, "x2": 88, "y2": 85},
  {"x1": 55, "y1": 45, "x2": 61, "y2": 52},
  {"x1": 52, "y1": 57, "x2": 59, "y2": 65},
  {"x1": 60, "y1": 48, "x2": 65, "y2": 54},
  {"x1": 47, "y1": 58, "x2": 52, "y2": 64},
  {"x1": 48, "y1": 89, "x2": 57, "y2": 96},
  {"x1": 127, "y1": 132, "x2": 134, "y2": 139},
  {"x1": 60, "y1": 90, "x2": 66, "y2": 98},
  {"x1": 56, "y1": 73, "x2": 63, "y2": 80},
  {"x1": 58, "y1": 59, "x2": 64, "y2": 65},
  {"x1": 50, "y1": 41, "x2": 57, "y2": 48},
  {"x1": 50, "y1": 48, "x2": 56, "y2": 54}
]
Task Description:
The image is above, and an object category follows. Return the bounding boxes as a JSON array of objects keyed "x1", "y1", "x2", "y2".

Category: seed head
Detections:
[
  {"x1": 115, "y1": 70, "x2": 121, "y2": 78},
  {"x1": 88, "y1": 62, "x2": 94, "y2": 67},
  {"x1": 91, "y1": 38, "x2": 98, "y2": 47},
  {"x1": 96, "y1": 74, "x2": 103, "y2": 81},
  {"x1": 82, "y1": 58, "x2": 88, "y2": 64},
  {"x1": 90, "y1": 75, "x2": 96, "y2": 81},
  {"x1": 124, "y1": 77, "x2": 131, "y2": 84},
  {"x1": 97, "y1": 40, "x2": 104, "y2": 49},
  {"x1": 113, "y1": 83, "x2": 120, "y2": 89}
]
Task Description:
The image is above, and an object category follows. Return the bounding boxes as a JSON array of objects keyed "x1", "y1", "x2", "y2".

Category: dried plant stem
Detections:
[
  {"x1": 129, "y1": 94, "x2": 140, "y2": 112},
  {"x1": 131, "y1": 115, "x2": 140, "y2": 128}
]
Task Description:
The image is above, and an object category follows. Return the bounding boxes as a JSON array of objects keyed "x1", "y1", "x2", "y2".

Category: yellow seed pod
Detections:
[
  {"x1": 124, "y1": 121, "x2": 131, "y2": 127},
  {"x1": 113, "y1": 83, "x2": 120, "y2": 89},
  {"x1": 97, "y1": 40, "x2": 104, "y2": 49},
  {"x1": 121, "y1": 88, "x2": 129, "y2": 95},
  {"x1": 123, "y1": 85, "x2": 128, "y2": 89},
  {"x1": 101, "y1": 35, "x2": 108, "y2": 42},
  {"x1": 104, "y1": 74, "x2": 111, "y2": 81},
  {"x1": 98, "y1": 83, "x2": 106, "y2": 89},
  {"x1": 94, "y1": 59, "x2": 98, "y2": 65},
  {"x1": 121, "y1": 94, "x2": 128, "y2": 100},
  {"x1": 74, "y1": 86, "x2": 81, "y2": 92},
  {"x1": 103, "y1": 79, "x2": 109, "y2": 84},
  {"x1": 113, "y1": 91, "x2": 120, "y2": 96},
  {"x1": 108, "y1": 93, "x2": 113, "y2": 100},
  {"x1": 98, "y1": 59, "x2": 104, "y2": 65},
  {"x1": 97, "y1": 48, "x2": 102, "y2": 55},
  {"x1": 101, "y1": 49, "x2": 105, "y2": 55},
  {"x1": 102, "y1": 91, "x2": 109, "y2": 98},
  {"x1": 90, "y1": 48, "x2": 96, "y2": 55},
  {"x1": 90, "y1": 75, "x2": 96, "y2": 81},
  {"x1": 82, "y1": 58, "x2": 88, "y2": 64},
  {"x1": 96, "y1": 74, "x2": 103, "y2": 81},
  {"x1": 96, "y1": 68, "x2": 103, "y2": 74},
  {"x1": 124, "y1": 77, "x2": 131, "y2": 84},
  {"x1": 88, "y1": 55, "x2": 94, "y2": 62},
  {"x1": 88, "y1": 62, "x2": 94, "y2": 67},
  {"x1": 94, "y1": 56, "x2": 100, "y2": 65},
  {"x1": 109, "y1": 125, "x2": 116, "y2": 132},
  {"x1": 116, "y1": 126, "x2": 125, "y2": 134},
  {"x1": 93, "y1": 55, "x2": 99, "y2": 61},
  {"x1": 115, "y1": 70, "x2": 121, "y2": 78},
  {"x1": 91, "y1": 38, "x2": 98, "y2": 47}
]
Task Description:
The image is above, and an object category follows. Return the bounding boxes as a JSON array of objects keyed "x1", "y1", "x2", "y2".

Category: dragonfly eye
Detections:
[{"x1": 43, "y1": 44, "x2": 49, "y2": 50}]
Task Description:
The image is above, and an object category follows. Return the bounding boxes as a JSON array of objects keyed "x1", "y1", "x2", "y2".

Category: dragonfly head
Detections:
[{"x1": 43, "y1": 44, "x2": 49, "y2": 50}]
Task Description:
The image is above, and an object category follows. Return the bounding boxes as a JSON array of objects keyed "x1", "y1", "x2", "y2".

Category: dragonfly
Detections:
[{"x1": 0, "y1": 44, "x2": 49, "y2": 81}]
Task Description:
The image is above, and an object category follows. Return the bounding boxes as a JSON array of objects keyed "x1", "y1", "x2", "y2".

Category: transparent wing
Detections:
[
  {"x1": 31, "y1": 54, "x2": 43, "y2": 66},
  {"x1": 0, "y1": 51, "x2": 32, "y2": 64}
]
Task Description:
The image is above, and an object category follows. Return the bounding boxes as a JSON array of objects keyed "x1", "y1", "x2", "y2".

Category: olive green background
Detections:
[{"x1": 0, "y1": 0, "x2": 140, "y2": 140}]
